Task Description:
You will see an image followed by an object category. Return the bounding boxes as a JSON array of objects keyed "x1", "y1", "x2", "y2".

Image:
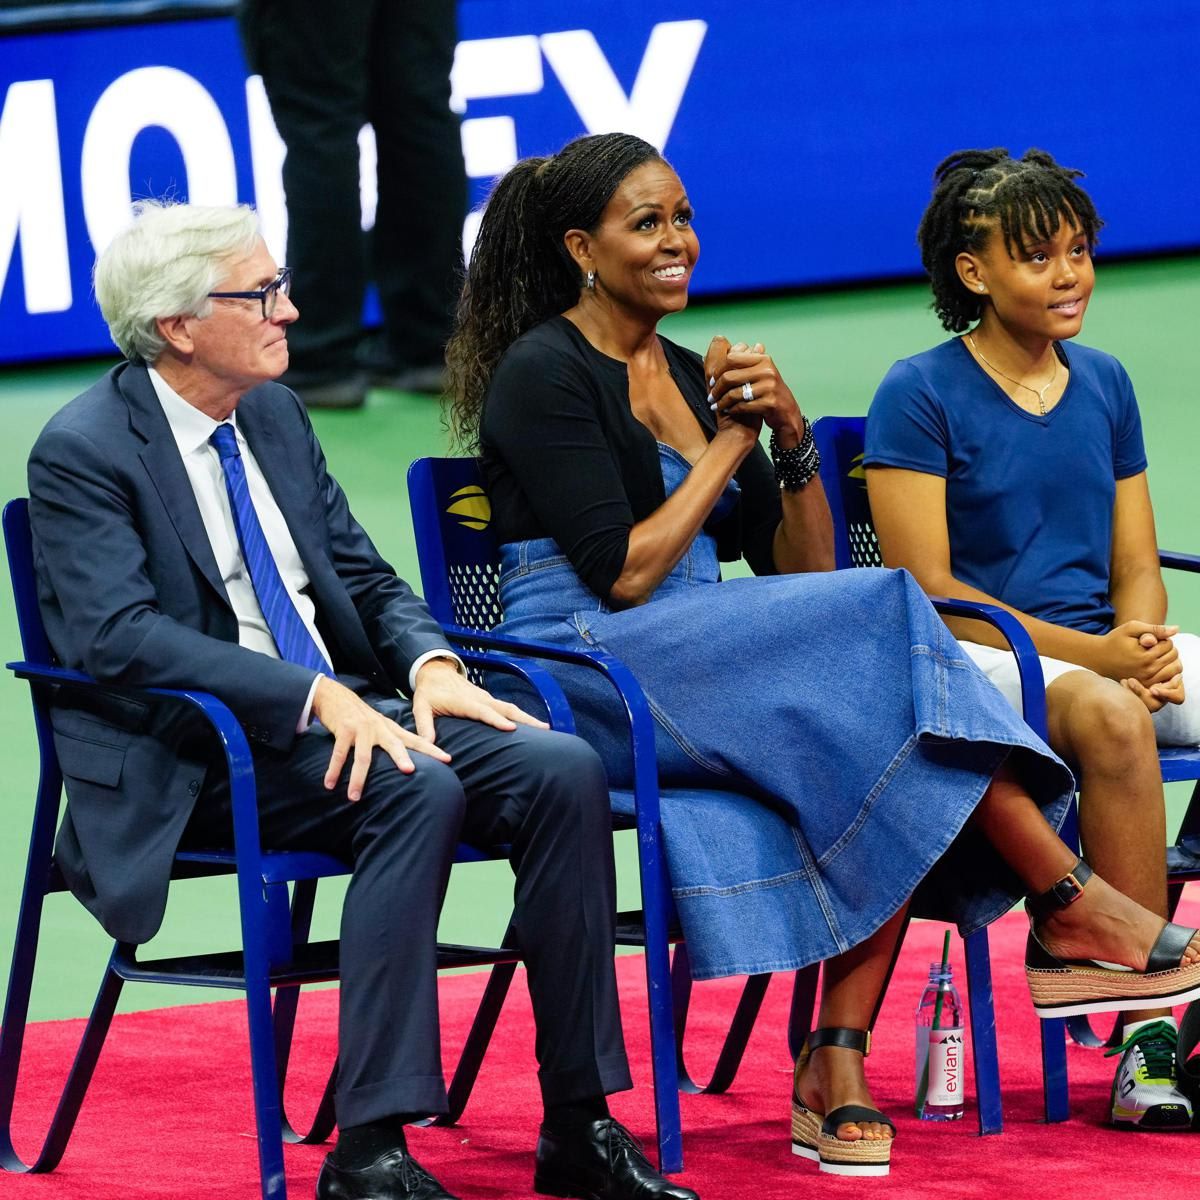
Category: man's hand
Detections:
[
  {"x1": 310, "y1": 675, "x2": 449, "y2": 802},
  {"x1": 411, "y1": 657, "x2": 549, "y2": 743}
]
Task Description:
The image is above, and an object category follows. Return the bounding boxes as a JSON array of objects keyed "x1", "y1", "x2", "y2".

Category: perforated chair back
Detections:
[
  {"x1": 407, "y1": 457, "x2": 505, "y2": 633},
  {"x1": 810, "y1": 416, "x2": 883, "y2": 568}
]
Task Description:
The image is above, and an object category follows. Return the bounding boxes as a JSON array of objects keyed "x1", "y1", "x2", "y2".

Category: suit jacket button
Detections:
[{"x1": 187, "y1": 779, "x2": 201, "y2": 797}]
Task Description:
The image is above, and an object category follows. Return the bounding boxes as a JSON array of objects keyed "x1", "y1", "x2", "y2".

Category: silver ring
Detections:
[{"x1": 741, "y1": 382, "x2": 754, "y2": 402}]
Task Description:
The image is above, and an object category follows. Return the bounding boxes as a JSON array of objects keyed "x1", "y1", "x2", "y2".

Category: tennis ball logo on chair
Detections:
[
  {"x1": 446, "y1": 486, "x2": 491, "y2": 531},
  {"x1": 849, "y1": 452, "x2": 867, "y2": 488}
]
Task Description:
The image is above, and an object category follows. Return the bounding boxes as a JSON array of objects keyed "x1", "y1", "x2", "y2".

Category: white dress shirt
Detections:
[{"x1": 149, "y1": 370, "x2": 459, "y2": 731}]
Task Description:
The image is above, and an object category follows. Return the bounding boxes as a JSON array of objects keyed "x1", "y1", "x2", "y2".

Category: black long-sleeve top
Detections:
[{"x1": 479, "y1": 316, "x2": 783, "y2": 603}]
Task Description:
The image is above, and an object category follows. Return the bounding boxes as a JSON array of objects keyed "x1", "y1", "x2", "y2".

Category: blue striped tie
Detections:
[{"x1": 210, "y1": 423, "x2": 332, "y2": 675}]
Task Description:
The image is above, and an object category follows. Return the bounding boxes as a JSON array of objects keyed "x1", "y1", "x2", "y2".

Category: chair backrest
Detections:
[
  {"x1": 3, "y1": 498, "x2": 55, "y2": 667},
  {"x1": 406, "y1": 457, "x2": 504, "y2": 632},
  {"x1": 811, "y1": 416, "x2": 882, "y2": 571}
]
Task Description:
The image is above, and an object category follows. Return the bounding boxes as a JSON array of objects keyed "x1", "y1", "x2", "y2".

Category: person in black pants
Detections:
[
  {"x1": 240, "y1": 0, "x2": 466, "y2": 407},
  {"x1": 28, "y1": 201, "x2": 698, "y2": 1200}
]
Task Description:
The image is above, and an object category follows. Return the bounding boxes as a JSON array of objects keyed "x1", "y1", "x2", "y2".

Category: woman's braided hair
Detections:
[
  {"x1": 916, "y1": 147, "x2": 1104, "y2": 333},
  {"x1": 445, "y1": 132, "x2": 663, "y2": 450}
]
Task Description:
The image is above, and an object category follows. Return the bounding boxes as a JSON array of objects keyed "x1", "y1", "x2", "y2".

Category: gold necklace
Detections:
[{"x1": 966, "y1": 333, "x2": 1058, "y2": 415}]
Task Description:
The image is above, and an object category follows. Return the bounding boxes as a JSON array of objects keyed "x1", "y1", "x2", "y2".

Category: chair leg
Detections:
[
  {"x1": 963, "y1": 929, "x2": 1003, "y2": 1135},
  {"x1": 273, "y1": 880, "x2": 336, "y2": 1145},
  {"x1": 670, "y1": 943, "x2": 772, "y2": 1095},
  {"x1": 1040, "y1": 1017, "x2": 1070, "y2": 1122},
  {"x1": 786, "y1": 965, "x2": 819, "y2": 1062},
  {"x1": 0, "y1": 950, "x2": 124, "y2": 1173},
  {"x1": 641, "y1": 878, "x2": 684, "y2": 1172},
  {"x1": 242, "y1": 907, "x2": 290, "y2": 1200}
]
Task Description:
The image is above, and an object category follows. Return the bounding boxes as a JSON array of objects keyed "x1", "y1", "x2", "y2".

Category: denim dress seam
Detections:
[{"x1": 814, "y1": 735, "x2": 919, "y2": 870}]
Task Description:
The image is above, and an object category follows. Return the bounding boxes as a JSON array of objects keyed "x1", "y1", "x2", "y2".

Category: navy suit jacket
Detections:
[{"x1": 27, "y1": 362, "x2": 454, "y2": 943}]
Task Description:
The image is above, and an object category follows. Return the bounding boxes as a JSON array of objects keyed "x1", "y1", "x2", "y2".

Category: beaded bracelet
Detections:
[{"x1": 770, "y1": 418, "x2": 821, "y2": 492}]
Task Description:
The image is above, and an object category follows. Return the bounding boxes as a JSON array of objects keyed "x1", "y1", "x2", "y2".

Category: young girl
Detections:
[{"x1": 866, "y1": 147, "x2": 1200, "y2": 1130}]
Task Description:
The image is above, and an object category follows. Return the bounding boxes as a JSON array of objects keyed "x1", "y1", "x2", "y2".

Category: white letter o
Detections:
[{"x1": 81, "y1": 66, "x2": 238, "y2": 255}]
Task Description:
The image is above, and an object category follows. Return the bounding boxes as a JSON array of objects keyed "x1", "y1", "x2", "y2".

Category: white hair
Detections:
[{"x1": 93, "y1": 200, "x2": 263, "y2": 364}]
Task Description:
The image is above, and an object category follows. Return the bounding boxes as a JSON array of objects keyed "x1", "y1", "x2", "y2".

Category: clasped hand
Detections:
[
  {"x1": 310, "y1": 660, "x2": 548, "y2": 801},
  {"x1": 703, "y1": 335, "x2": 806, "y2": 445},
  {"x1": 1099, "y1": 620, "x2": 1185, "y2": 711}
]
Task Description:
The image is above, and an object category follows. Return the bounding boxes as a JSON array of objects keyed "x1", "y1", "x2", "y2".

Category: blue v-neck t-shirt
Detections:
[{"x1": 865, "y1": 337, "x2": 1147, "y2": 634}]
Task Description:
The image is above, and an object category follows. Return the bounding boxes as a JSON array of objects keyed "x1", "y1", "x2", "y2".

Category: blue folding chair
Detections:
[
  {"x1": 812, "y1": 414, "x2": 1200, "y2": 1116},
  {"x1": 0, "y1": 497, "x2": 578, "y2": 1200}
]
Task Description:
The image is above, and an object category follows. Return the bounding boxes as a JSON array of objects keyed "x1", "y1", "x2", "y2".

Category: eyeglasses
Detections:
[{"x1": 207, "y1": 267, "x2": 292, "y2": 320}]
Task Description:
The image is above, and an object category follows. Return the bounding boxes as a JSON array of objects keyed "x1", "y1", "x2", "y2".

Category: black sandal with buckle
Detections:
[
  {"x1": 1025, "y1": 859, "x2": 1200, "y2": 1018},
  {"x1": 791, "y1": 1028, "x2": 895, "y2": 1177}
]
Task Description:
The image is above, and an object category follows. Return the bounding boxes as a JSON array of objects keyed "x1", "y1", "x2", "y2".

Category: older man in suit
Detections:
[{"x1": 27, "y1": 202, "x2": 697, "y2": 1200}]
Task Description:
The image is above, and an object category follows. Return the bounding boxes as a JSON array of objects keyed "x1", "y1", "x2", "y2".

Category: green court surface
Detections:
[{"x1": 2, "y1": 258, "x2": 1199, "y2": 1021}]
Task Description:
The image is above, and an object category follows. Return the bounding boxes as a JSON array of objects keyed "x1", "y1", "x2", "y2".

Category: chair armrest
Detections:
[
  {"x1": 443, "y1": 627, "x2": 663, "y2": 833},
  {"x1": 926, "y1": 597, "x2": 1049, "y2": 741},
  {"x1": 1160, "y1": 550, "x2": 1200, "y2": 575},
  {"x1": 8, "y1": 660, "x2": 264, "y2": 868},
  {"x1": 452, "y1": 647, "x2": 576, "y2": 733}
]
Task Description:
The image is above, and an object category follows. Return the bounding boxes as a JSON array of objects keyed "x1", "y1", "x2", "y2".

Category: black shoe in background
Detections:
[
  {"x1": 356, "y1": 336, "x2": 447, "y2": 395},
  {"x1": 534, "y1": 1117, "x2": 700, "y2": 1200},
  {"x1": 279, "y1": 367, "x2": 369, "y2": 410}
]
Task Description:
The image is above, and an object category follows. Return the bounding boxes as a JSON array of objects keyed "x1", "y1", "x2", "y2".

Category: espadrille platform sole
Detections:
[
  {"x1": 790, "y1": 1099, "x2": 892, "y2": 1177},
  {"x1": 1026, "y1": 928, "x2": 1200, "y2": 1019}
]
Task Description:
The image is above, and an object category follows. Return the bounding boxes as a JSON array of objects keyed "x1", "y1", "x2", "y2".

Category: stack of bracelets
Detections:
[{"x1": 769, "y1": 416, "x2": 821, "y2": 492}]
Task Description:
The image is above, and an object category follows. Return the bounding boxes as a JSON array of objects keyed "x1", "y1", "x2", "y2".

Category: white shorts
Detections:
[{"x1": 962, "y1": 632, "x2": 1200, "y2": 748}]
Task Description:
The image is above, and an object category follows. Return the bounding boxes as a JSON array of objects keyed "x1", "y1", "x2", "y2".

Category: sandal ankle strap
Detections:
[
  {"x1": 1026, "y1": 858, "x2": 1092, "y2": 923},
  {"x1": 807, "y1": 1027, "x2": 871, "y2": 1056}
]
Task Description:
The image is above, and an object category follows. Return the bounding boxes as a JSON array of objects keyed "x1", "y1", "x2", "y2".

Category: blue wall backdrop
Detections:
[{"x1": 1, "y1": 0, "x2": 1198, "y2": 362}]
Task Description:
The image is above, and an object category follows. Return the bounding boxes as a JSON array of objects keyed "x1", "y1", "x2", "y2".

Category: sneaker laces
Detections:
[{"x1": 1105, "y1": 1020, "x2": 1179, "y2": 1081}]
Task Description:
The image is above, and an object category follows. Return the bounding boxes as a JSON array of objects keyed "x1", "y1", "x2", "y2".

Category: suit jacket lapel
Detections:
[{"x1": 120, "y1": 366, "x2": 231, "y2": 607}]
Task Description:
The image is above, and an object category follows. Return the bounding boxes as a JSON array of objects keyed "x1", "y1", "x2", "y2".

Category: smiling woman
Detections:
[{"x1": 441, "y1": 133, "x2": 1200, "y2": 1179}]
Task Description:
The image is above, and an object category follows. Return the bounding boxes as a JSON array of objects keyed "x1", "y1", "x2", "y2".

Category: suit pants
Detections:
[
  {"x1": 185, "y1": 709, "x2": 631, "y2": 1128},
  {"x1": 243, "y1": 0, "x2": 467, "y2": 372}
]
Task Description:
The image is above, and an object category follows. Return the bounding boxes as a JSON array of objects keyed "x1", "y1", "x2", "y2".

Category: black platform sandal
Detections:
[
  {"x1": 1025, "y1": 859, "x2": 1200, "y2": 1018},
  {"x1": 791, "y1": 1028, "x2": 895, "y2": 1177}
]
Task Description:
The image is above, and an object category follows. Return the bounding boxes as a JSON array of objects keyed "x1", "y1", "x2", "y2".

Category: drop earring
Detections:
[{"x1": 586, "y1": 270, "x2": 595, "y2": 290}]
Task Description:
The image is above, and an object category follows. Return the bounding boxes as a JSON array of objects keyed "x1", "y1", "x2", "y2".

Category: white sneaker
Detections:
[{"x1": 1108, "y1": 1019, "x2": 1192, "y2": 1130}]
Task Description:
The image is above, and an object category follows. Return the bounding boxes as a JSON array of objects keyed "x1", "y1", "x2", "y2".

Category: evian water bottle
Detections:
[{"x1": 914, "y1": 960, "x2": 965, "y2": 1120}]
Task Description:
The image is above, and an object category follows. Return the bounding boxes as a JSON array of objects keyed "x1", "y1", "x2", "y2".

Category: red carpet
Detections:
[{"x1": 4, "y1": 893, "x2": 1198, "y2": 1200}]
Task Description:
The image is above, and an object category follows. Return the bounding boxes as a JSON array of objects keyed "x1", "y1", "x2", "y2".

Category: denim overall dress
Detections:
[{"x1": 494, "y1": 445, "x2": 1072, "y2": 980}]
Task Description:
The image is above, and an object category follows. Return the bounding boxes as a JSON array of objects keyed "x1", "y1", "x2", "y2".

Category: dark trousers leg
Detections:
[
  {"x1": 443, "y1": 721, "x2": 633, "y2": 1105},
  {"x1": 369, "y1": 0, "x2": 466, "y2": 366},
  {"x1": 245, "y1": 0, "x2": 373, "y2": 371},
  {"x1": 188, "y1": 723, "x2": 467, "y2": 1125},
  {"x1": 186, "y1": 715, "x2": 629, "y2": 1126},
  {"x1": 244, "y1": 0, "x2": 465, "y2": 371}
]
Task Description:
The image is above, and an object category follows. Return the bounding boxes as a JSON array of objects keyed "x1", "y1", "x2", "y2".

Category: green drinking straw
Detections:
[{"x1": 915, "y1": 929, "x2": 953, "y2": 1118}]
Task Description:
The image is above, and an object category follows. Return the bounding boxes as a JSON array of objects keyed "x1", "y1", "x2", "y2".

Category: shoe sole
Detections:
[
  {"x1": 1111, "y1": 1104, "x2": 1193, "y2": 1131},
  {"x1": 791, "y1": 1100, "x2": 891, "y2": 1177},
  {"x1": 1027, "y1": 963, "x2": 1200, "y2": 1018}
]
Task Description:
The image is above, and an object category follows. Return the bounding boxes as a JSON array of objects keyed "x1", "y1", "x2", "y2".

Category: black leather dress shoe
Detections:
[
  {"x1": 316, "y1": 1147, "x2": 459, "y2": 1200},
  {"x1": 534, "y1": 1118, "x2": 700, "y2": 1200}
]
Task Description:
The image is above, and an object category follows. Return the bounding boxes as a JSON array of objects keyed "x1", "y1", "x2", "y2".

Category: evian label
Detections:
[{"x1": 926, "y1": 1028, "x2": 964, "y2": 1105}]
